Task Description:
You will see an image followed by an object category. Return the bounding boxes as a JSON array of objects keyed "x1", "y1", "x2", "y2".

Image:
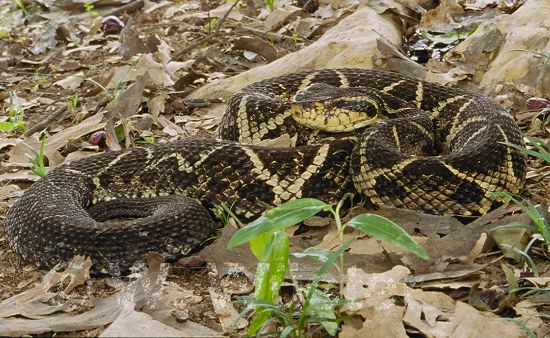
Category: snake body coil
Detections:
[{"x1": 4, "y1": 69, "x2": 527, "y2": 274}]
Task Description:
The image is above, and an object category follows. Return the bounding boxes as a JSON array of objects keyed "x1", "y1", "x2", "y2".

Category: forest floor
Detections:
[{"x1": 0, "y1": 0, "x2": 549, "y2": 336}]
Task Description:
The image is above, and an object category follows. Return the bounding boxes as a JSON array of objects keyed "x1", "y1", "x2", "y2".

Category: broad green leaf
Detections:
[
  {"x1": 253, "y1": 232, "x2": 289, "y2": 303},
  {"x1": 347, "y1": 214, "x2": 428, "y2": 260},
  {"x1": 248, "y1": 231, "x2": 289, "y2": 336},
  {"x1": 249, "y1": 232, "x2": 271, "y2": 261},
  {"x1": 227, "y1": 198, "x2": 328, "y2": 249}
]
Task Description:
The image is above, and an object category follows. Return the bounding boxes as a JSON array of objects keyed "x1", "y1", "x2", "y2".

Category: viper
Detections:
[{"x1": 4, "y1": 69, "x2": 527, "y2": 275}]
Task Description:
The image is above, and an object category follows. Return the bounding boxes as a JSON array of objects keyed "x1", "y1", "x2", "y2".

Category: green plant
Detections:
[
  {"x1": 488, "y1": 192, "x2": 548, "y2": 278},
  {"x1": 504, "y1": 135, "x2": 550, "y2": 164},
  {"x1": 81, "y1": 59, "x2": 136, "y2": 102},
  {"x1": 253, "y1": 0, "x2": 275, "y2": 11},
  {"x1": 14, "y1": 0, "x2": 28, "y2": 14},
  {"x1": 83, "y1": 1, "x2": 99, "y2": 16},
  {"x1": 25, "y1": 75, "x2": 48, "y2": 87},
  {"x1": 204, "y1": 18, "x2": 218, "y2": 33},
  {"x1": 265, "y1": 0, "x2": 275, "y2": 11},
  {"x1": 67, "y1": 95, "x2": 79, "y2": 110},
  {"x1": 498, "y1": 136, "x2": 550, "y2": 246},
  {"x1": 212, "y1": 203, "x2": 242, "y2": 227},
  {"x1": 135, "y1": 136, "x2": 155, "y2": 145},
  {"x1": 25, "y1": 134, "x2": 47, "y2": 177},
  {"x1": 421, "y1": 26, "x2": 477, "y2": 47},
  {"x1": 489, "y1": 136, "x2": 550, "y2": 276},
  {"x1": 0, "y1": 94, "x2": 25, "y2": 132},
  {"x1": 291, "y1": 33, "x2": 299, "y2": 44},
  {"x1": 227, "y1": 197, "x2": 427, "y2": 336},
  {"x1": 83, "y1": 76, "x2": 127, "y2": 101}
]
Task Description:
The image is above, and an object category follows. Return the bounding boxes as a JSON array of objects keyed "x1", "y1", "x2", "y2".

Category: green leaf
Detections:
[
  {"x1": 280, "y1": 326, "x2": 294, "y2": 338},
  {"x1": 227, "y1": 198, "x2": 328, "y2": 249},
  {"x1": 501, "y1": 137, "x2": 550, "y2": 164},
  {"x1": 292, "y1": 247, "x2": 331, "y2": 263},
  {"x1": 253, "y1": 232, "x2": 289, "y2": 303},
  {"x1": 489, "y1": 191, "x2": 550, "y2": 244},
  {"x1": 308, "y1": 289, "x2": 338, "y2": 336},
  {"x1": 249, "y1": 232, "x2": 271, "y2": 262},
  {"x1": 347, "y1": 214, "x2": 428, "y2": 260},
  {"x1": 0, "y1": 121, "x2": 15, "y2": 131},
  {"x1": 248, "y1": 231, "x2": 289, "y2": 336}
]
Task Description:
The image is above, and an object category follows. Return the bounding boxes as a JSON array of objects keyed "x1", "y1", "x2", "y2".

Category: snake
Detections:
[{"x1": 3, "y1": 68, "x2": 527, "y2": 275}]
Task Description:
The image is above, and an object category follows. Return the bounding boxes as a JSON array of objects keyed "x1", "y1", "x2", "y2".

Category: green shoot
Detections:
[
  {"x1": 265, "y1": 0, "x2": 275, "y2": 11},
  {"x1": 204, "y1": 18, "x2": 218, "y2": 33},
  {"x1": 67, "y1": 95, "x2": 79, "y2": 111},
  {"x1": 24, "y1": 134, "x2": 47, "y2": 177},
  {"x1": 135, "y1": 136, "x2": 155, "y2": 145},
  {"x1": 82, "y1": 65, "x2": 130, "y2": 102},
  {"x1": 14, "y1": 0, "x2": 28, "y2": 14},
  {"x1": 212, "y1": 203, "x2": 243, "y2": 227},
  {"x1": 499, "y1": 318, "x2": 537, "y2": 338},
  {"x1": 489, "y1": 192, "x2": 549, "y2": 245},
  {"x1": 0, "y1": 94, "x2": 25, "y2": 132},
  {"x1": 83, "y1": 1, "x2": 99, "y2": 16},
  {"x1": 291, "y1": 33, "x2": 299, "y2": 44}
]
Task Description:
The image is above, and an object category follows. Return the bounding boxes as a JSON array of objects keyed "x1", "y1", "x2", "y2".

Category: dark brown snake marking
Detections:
[{"x1": 4, "y1": 69, "x2": 527, "y2": 274}]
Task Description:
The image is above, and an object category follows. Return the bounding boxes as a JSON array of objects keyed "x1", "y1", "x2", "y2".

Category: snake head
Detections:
[{"x1": 291, "y1": 83, "x2": 381, "y2": 132}]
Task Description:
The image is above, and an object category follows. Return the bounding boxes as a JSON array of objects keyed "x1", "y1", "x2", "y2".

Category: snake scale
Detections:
[{"x1": 4, "y1": 69, "x2": 527, "y2": 275}]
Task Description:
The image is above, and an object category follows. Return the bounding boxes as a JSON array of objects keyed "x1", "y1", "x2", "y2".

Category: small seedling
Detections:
[
  {"x1": 212, "y1": 203, "x2": 242, "y2": 227},
  {"x1": 204, "y1": 18, "x2": 218, "y2": 33},
  {"x1": 24, "y1": 75, "x2": 48, "y2": 87},
  {"x1": 0, "y1": 94, "x2": 25, "y2": 132},
  {"x1": 83, "y1": 1, "x2": 99, "y2": 16},
  {"x1": 265, "y1": 0, "x2": 275, "y2": 11},
  {"x1": 25, "y1": 134, "x2": 47, "y2": 177},
  {"x1": 14, "y1": 0, "x2": 28, "y2": 14},
  {"x1": 67, "y1": 95, "x2": 79, "y2": 110}
]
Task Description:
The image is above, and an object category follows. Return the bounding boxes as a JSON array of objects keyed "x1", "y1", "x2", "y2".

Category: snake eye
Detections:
[
  {"x1": 335, "y1": 99, "x2": 378, "y2": 118},
  {"x1": 365, "y1": 104, "x2": 377, "y2": 117}
]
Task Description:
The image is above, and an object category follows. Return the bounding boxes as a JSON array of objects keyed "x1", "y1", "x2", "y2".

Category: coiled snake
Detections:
[{"x1": 4, "y1": 69, "x2": 527, "y2": 274}]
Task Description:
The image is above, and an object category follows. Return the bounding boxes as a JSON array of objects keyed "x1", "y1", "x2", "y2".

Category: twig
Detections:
[
  {"x1": 235, "y1": 26, "x2": 305, "y2": 43},
  {"x1": 173, "y1": 0, "x2": 242, "y2": 60},
  {"x1": 23, "y1": 105, "x2": 67, "y2": 137},
  {"x1": 106, "y1": 0, "x2": 144, "y2": 17}
]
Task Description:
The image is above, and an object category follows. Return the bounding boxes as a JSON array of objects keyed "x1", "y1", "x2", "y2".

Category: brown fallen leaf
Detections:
[
  {"x1": 232, "y1": 37, "x2": 278, "y2": 63},
  {"x1": 120, "y1": 17, "x2": 157, "y2": 60},
  {"x1": 343, "y1": 266, "x2": 528, "y2": 338},
  {"x1": 0, "y1": 255, "x2": 92, "y2": 319}
]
